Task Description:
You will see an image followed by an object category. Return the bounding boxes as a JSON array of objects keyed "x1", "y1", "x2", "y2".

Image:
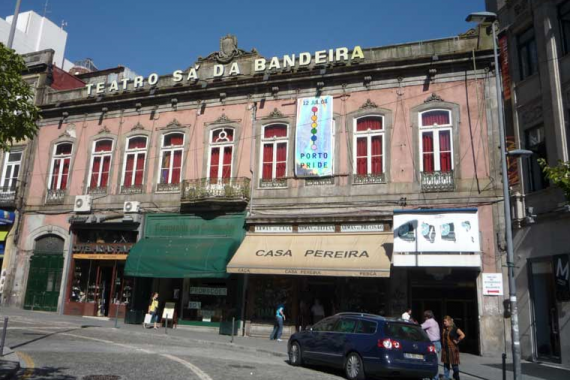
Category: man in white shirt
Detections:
[
  {"x1": 402, "y1": 307, "x2": 412, "y2": 321},
  {"x1": 311, "y1": 299, "x2": 325, "y2": 324}
]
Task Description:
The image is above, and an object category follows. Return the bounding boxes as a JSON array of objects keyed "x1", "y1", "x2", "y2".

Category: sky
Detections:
[{"x1": 1, "y1": 0, "x2": 486, "y2": 77}]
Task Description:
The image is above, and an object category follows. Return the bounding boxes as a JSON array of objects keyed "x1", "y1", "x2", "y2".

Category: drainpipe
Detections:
[{"x1": 248, "y1": 101, "x2": 257, "y2": 216}]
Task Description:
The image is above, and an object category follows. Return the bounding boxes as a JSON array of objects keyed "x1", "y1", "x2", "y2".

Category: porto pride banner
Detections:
[{"x1": 295, "y1": 96, "x2": 333, "y2": 177}]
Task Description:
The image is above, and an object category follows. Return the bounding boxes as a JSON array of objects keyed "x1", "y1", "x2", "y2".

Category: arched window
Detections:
[
  {"x1": 122, "y1": 136, "x2": 147, "y2": 189},
  {"x1": 419, "y1": 110, "x2": 453, "y2": 173},
  {"x1": 208, "y1": 128, "x2": 234, "y2": 183},
  {"x1": 49, "y1": 143, "x2": 73, "y2": 190},
  {"x1": 88, "y1": 139, "x2": 114, "y2": 189},
  {"x1": 353, "y1": 116, "x2": 384, "y2": 179},
  {"x1": 260, "y1": 124, "x2": 288, "y2": 184},
  {"x1": 159, "y1": 133, "x2": 184, "y2": 185}
]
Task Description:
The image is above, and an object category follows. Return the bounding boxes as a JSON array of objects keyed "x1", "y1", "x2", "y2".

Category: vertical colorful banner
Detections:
[{"x1": 295, "y1": 96, "x2": 333, "y2": 177}]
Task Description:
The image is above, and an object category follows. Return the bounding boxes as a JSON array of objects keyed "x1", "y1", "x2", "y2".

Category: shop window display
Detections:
[{"x1": 183, "y1": 279, "x2": 239, "y2": 323}]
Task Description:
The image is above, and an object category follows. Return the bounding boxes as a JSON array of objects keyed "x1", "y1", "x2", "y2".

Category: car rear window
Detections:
[
  {"x1": 355, "y1": 319, "x2": 377, "y2": 334},
  {"x1": 384, "y1": 323, "x2": 430, "y2": 342}
]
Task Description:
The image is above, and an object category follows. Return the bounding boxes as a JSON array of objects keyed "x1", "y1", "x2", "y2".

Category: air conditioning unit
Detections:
[
  {"x1": 74, "y1": 195, "x2": 92, "y2": 213},
  {"x1": 123, "y1": 201, "x2": 140, "y2": 213}
]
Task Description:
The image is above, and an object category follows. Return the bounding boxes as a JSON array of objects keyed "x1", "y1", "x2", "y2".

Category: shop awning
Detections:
[
  {"x1": 124, "y1": 237, "x2": 240, "y2": 278},
  {"x1": 227, "y1": 233, "x2": 393, "y2": 277}
]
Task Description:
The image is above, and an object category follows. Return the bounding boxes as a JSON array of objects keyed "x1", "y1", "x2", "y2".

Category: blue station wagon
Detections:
[{"x1": 288, "y1": 313, "x2": 438, "y2": 380}]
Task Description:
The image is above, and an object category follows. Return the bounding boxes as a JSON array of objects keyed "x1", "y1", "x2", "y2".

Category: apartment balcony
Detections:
[
  {"x1": 0, "y1": 185, "x2": 17, "y2": 207},
  {"x1": 156, "y1": 182, "x2": 181, "y2": 193},
  {"x1": 353, "y1": 173, "x2": 386, "y2": 185},
  {"x1": 181, "y1": 177, "x2": 250, "y2": 205},
  {"x1": 420, "y1": 170, "x2": 455, "y2": 193},
  {"x1": 259, "y1": 178, "x2": 287, "y2": 188},
  {"x1": 120, "y1": 184, "x2": 144, "y2": 195},
  {"x1": 87, "y1": 186, "x2": 107, "y2": 195},
  {"x1": 45, "y1": 189, "x2": 66, "y2": 205}
]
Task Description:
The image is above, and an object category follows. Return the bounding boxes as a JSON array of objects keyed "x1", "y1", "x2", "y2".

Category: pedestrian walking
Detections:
[
  {"x1": 442, "y1": 315, "x2": 465, "y2": 380},
  {"x1": 310, "y1": 299, "x2": 325, "y2": 324},
  {"x1": 148, "y1": 292, "x2": 160, "y2": 329},
  {"x1": 269, "y1": 304, "x2": 286, "y2": 341},
  {"x1": 421, "y1": 310, "x2": 441, "y2": 380},
  {"x1": 401, "y1": 307, "x2": 412, "y2": 321}
]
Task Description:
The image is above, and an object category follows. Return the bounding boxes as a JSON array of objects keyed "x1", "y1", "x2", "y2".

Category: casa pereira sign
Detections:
[{"x1": 85, "y1": 46, "x2": 365, "y2": 96}]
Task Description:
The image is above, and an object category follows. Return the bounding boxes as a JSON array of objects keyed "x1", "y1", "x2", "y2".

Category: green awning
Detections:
[{"x1": 125, "y1": 237, "x2": 240, "y2": 278}]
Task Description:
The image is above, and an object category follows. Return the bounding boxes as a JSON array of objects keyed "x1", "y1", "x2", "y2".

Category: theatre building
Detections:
[{"x1": 8, "y1": 28, "x2": 510, "y2": 357}]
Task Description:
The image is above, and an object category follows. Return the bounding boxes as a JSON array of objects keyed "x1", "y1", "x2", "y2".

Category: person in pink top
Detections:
[{"x1": 421, "y1": 310, "x2": 441, "y2": 380}]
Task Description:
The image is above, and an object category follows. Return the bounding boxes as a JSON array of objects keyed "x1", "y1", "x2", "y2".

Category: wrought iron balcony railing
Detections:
[
  {"x1": 0, "y1": 185, "x2": 17, "y2": 206},
  {"x1": 259, "y1": 178, "x2": 287, "y2": 188},
  {"x1": 120, "y1": 184, "x2": 144, "y2": 195},
  {"x1": 45, "y1": 189, "x2": 66, "y2": 205},
  {"x1": 182, "y1": 177, "x2": 250, "y2": 203},
  {"x1": 156, "y1": 182, "x2": 181, "y2": 193},
  {"x1": 420, "y1": 170, "x2": 455, "y2": 192},
  {"x1": 87, "y1": 186, "x2": 107, "y2": 195},
  {"x1": 353, "y1": 173, "x2": 386, "y2": 185}
]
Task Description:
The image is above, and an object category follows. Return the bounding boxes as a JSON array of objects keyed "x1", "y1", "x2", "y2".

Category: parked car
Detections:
[{"x1": 288, "y1": 312, "x2": 437, "y2": 380}]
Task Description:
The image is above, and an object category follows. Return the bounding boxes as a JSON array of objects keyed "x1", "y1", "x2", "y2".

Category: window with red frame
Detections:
[
  {"x1": 49, "y1": 143, "x2": 73, "y2": 190},
  {"x1": 89, "y1": 139, "x2": 113, "y2": 189},
  {"x1": 209, "y1": 128, "x2": 234, "y2": 183},
  {"x1": 261, "y1": 124, "x2": 288, "y2": 180},
  {"x1": 354, "y1": 117, "x2": 384, "y2": 176},
  {"x1": 419, "y1": 110, "x2": 453, "y2": 173},
  {"x1": 123, "y1": 136, "x2": 147, "y2": 188},
  {"x1": 159, "y1": 133, "x2": 184, "y2": 184}
]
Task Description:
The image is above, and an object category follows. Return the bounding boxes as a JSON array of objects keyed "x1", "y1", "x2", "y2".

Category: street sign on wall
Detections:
[
  {"x1": 554, "y1": 254, "x2": 570, "y2": 302},
  {"x1": 482, "y1": 273, "x2": 504, "y2": 296}
]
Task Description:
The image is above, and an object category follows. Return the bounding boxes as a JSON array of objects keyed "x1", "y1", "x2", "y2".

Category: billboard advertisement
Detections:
[
  {"x1": 393, "y1": 211, "x2": 480, "y2": 253},
  {"x1": 295, "y1": 96, "x2": 333, "y2": 177}
]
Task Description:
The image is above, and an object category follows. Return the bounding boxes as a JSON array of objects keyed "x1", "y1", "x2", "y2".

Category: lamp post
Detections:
[
  {"x1": 6, "y1": 0, "x2": 22, "y2": 49},
  {"x1": 466, "y1": 11, "x2": 533, "y2": 380}
]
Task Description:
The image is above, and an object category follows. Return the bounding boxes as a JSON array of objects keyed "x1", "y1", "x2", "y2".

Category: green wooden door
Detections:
[{"x1": 24, "y1": 235, "x2": 65, "y2": 312}]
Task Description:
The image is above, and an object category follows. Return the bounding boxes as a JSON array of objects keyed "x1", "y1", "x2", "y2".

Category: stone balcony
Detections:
[
  {"x1": 353, "y1": 173, "x2": 386, "y2": 185},
  {"x1": 181, "y1": 177, "x2": 250, "y2": 205},
  {"x1": 420, "y1": 170, "x2": 455, "y2": 193},
  {"x1": 0, "y1": 185, "x2": 17, "y2": 207}
]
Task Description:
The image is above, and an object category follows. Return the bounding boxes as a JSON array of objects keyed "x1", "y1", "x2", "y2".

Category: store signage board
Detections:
[
  {"x1": 295, "y1": 96, "x2": 334, "y2": 177},
  {"x1": 393, "y1": 212, "x2": 480, "y2": 253},
  {"x1": 188, "y1": 301, "x2": 201, "y2": 309},
  {"x1": 162, "y1": 302, "x2": 176, "y2": 319},
  {"x1": 72, "y1": 244, "x2": 132, "y2": 254},
  {"x1": 73, "y1": 254, "x2": 128, "y2": 260},
  {"x1": 554, "y1": 254, "x2": 570, "y2": 301},
  {"x1": 341, "y1": 224, "x2": 384, "y2": 233},
  {"x1": 189, "y1": 287, "x2": 227, "y2": 296},
  {"x1": 298, "y1": 225, "x2": 335, "y2": 233},
  {"x1": 482, "y1": 273, "x2": 504, "y2": 296},
  {"x1": 254, "y1": 225, "x2": 293, "y2": 233},
  {"x1": 201, "y1": 310, "x2": 215, "y2": 323}
]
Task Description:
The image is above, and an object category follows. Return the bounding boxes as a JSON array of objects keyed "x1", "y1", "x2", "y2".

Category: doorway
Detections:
[
  {"x1": 529, "y1": 260, "x2": 561, "y2": 362},
  {"x1": 23, "y1": 235, "x2": 65, "y2": 311}
]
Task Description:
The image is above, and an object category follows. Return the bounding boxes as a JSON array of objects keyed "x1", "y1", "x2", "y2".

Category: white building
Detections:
[{"x1": 0, "y1": 10, "x2": 73, "y2": 70}]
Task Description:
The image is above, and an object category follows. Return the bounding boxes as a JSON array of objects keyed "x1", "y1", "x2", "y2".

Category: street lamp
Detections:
[{"x1": 467, "y1": 11, "x2": 529, "y2": 380}]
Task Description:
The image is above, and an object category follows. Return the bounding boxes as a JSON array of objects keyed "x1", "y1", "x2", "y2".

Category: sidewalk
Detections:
[
  {"x1": 0, "y1": 347, "x2": 20, "y2": 380},
  {"x1": 1, "y1": 307, "x2": 569, "y2": 380}
]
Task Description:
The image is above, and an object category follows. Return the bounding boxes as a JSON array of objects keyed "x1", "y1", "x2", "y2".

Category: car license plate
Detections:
[{"x1": 404, "y1": 353, "x2": 424, "y2": 360}]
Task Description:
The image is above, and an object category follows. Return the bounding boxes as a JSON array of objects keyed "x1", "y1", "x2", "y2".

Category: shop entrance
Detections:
[
  {"x1": 24, "y1": 235, "x2": 64, "y2": 311},
  {"x1": 529, "y1": 260, "x2": 561, "y2": 362},
  {"x1": 410, "y1": 269, "x2": 480, "y2": 355}
]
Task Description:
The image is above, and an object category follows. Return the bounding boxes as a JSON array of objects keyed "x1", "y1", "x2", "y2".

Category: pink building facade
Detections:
[{"x1": 6, "y1": 31, "x2": 509, "y2": 357}]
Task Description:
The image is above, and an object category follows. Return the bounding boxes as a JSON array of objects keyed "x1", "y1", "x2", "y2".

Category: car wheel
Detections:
[
  {"x1": 345, "y1": 352, "x2": 365, "y2": 380},
  {"x1": 288, "y1": 341, "x2": 303, "y2": 366}
]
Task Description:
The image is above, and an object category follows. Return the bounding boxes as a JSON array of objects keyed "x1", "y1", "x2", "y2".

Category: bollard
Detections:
[
  {"x1": 231, "y1": 317, "x2": 235, "y2": 343},
  {"x1": 0, "y1": 317, "x2": 8, "y2": 356},
  {"x1": 165, "y1": 318, "x2": 168, "y2": 335},
  {"x1": 502, "y1": 353, "x2": 507, "y2": 380},
  {"x1": 114, "y1": 303, "x2": 120, "y2": 329},
  {"x1": 31, "y1": 295, "x2": 36, "y2": 311}
]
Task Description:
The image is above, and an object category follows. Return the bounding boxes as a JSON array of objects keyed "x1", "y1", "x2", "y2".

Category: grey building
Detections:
[{"x1": 488, "y1": 0, "x2": 570, "y2": 368}]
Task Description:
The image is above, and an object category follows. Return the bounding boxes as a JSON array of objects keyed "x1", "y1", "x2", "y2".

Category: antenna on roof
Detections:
[
  {"x1": 42, "y1": 0, "x2": 50, "y2": 18},
  {"x1": 61, "y1": 20, "x2": 67, "y2": 30}
]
